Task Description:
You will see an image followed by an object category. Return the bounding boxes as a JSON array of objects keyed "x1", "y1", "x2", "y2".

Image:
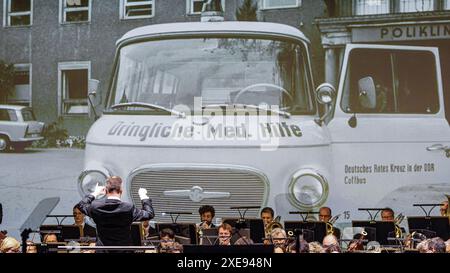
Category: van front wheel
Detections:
[{"x1": 0, "y1": 136, "x2": 10, "y2": 152}]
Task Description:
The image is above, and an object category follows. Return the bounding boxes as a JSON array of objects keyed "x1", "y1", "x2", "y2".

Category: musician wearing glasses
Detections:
[
  {"x1": 319, "y1": 206, "x2": 341, "y2": 239},
  {"x1": 218, "y1": 223, "x2": 233, "y2": 246},
  {"x1": 270, "y1": 228, "x2": 289, "y2": 253}
]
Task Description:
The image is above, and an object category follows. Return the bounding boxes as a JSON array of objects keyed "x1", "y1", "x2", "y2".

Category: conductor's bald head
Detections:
[{"x1": 106, "y1": 176, "x2": 123, "y2": 194}]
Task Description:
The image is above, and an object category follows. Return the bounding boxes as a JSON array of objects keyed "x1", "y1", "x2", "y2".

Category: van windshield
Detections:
[{"x1": 108, "y1": 37, "x2": 314, "y2": 115}]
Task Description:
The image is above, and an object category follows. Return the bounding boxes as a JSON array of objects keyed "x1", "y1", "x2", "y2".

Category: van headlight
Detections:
[
  {"x1": 288, "y1": 169, "x2": 329, "y2": 209},
  {"x1": 78, "y1": 170, "x2": 108, "y2": 198}
]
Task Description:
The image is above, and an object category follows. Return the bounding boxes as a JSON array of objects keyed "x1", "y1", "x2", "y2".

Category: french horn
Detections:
[
  {"x1": 265, "y1": 216, "x2": 283, "y2": 237},
  {"x1": 326, "y1": 214, "x2": 340, "y2": 236}
]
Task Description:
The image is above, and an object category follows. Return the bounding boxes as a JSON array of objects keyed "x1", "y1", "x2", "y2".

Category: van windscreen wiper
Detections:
[{"x1": 111, "y1": 102, "x2": 186, "y2": 118}]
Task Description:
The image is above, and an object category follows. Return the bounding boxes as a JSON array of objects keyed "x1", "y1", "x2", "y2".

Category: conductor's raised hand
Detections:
[
  {"x1": 91, "y1": 183, "x2": 106, "y2": 198},
  {"x1": 138, "y1": 188, "x2": 149, "y2": 200}
]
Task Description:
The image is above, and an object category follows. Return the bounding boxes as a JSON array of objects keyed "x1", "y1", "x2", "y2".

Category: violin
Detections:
[{"x1": 347, "y1": 230, "x2": 367, "y2": 252}]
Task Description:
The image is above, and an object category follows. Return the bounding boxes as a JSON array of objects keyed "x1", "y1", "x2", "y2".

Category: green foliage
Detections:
[
  {"x1": 32, "y1": 117, "x2": 68, "y2": 148},
  {"x1": 236, "y1": 0, "x2": 258, "y2": 21},
  {"x1": 0, "y1": 61, "x2": 15, "y2": 103},
  {"x1": 32, "y1": 117, "x2": 86, "y2": 149}
]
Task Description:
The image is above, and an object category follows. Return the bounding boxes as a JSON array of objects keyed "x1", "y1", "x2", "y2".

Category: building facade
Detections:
[
  {"x1": 316, "y1": 0, "x2": 450, "y2": 122},
  {"x1": 0, "y1": 0, "x2": 326, "y2": 136}
]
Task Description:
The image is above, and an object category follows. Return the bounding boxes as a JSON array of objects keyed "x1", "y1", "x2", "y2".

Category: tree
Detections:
[
  {"x1": 236, "y1": 0, "x2": 258, "y2": 21},
  {"x1": 0, "y1": 61, "x2": 15, "y2": 103}
]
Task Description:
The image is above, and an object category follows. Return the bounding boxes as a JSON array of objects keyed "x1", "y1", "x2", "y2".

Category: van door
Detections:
[{"x1": 327, "y1": 44, "x2": 450, "y2": 219}]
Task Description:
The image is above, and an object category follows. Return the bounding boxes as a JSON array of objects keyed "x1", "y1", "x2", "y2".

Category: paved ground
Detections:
[{"x1": 0, "y1": 148, "x2": 84, "y2": 240}]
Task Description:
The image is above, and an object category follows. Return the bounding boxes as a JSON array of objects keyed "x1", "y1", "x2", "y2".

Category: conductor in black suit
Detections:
[{"x1": 76, "y1": 176, "x2": 154, "y2": 249}]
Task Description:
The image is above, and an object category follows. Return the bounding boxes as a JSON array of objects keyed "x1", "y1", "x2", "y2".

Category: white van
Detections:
[{"x1": 78, "y1": 20, "x2": 450, "y2": 228}]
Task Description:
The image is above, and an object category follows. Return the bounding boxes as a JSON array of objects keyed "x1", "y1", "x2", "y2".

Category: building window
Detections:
[
  {"x1": 399, "y1": 0, "x2": 434, "y2": 12},
  {"x1": 261, "y1": 0, "x2": 301, "y2": 10},
  {"x1": 355, "y1": 0, "x2": 390, "y2": 15},
  {"x1": 187, "y1": 0, "x2": 225, "y2": 14},
  {"x1": 121, "y1": 0, "x2": 154, "y2": 19},
  {"x1": 3, "y1": 0, "x2": 33, "y2": 27},
  {"x1": 8, "y1": 64, "x2": 32, "y2": 106},
  {"x1": 60, "y1": 0, "x2": 91, "y2": 23},
  {"x1": 58, "y1": 62, "x2": 91, "y2": 116},
  {"x1": 445, "y1": 0, "x2": 450, "y2": 9}
]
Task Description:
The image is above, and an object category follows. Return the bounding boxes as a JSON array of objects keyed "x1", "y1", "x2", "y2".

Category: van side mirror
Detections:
[
  {"x1": 315, "y1": 83, "x2": 336, "y2": 126},
  {"x1": 316, "y1": 83, "x2": 336, "y2": 105},
  {"x1": 358, "y1": 76, "x2": 376, "y2": 109},
  {"x1": 88, "y1": 79, "x2": 101, "y2": 119},
  {"x1": 88, "y1": 79, "x2": 100, "y2": 98}
]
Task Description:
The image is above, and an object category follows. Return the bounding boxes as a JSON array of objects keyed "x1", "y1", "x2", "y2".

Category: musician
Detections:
[
  {"x1": 73, "y1": 205, "x2": 96, "y2": 238},
  {"x1": 43, "y1": 233, "x2": 58, "y2": 243},
  {"x1": 76, "y1": 176, "x2": 154, "y2": 251},
  {"x1": 427, "y1": 237, "x2": 446, "y2": 253},
  {"x1": 440, "y1": 201, "x2": 448, "y2": 216},
  {"x1": 26, "y1": 241, "x2": 37, "y2": 253},
  {"x1": 217, "y1": 223, "x2": 232, "y2": 246},
  {"x1": 381, "y1": 207, "x2": 395, "y2": 221},
  {"x1": 0, "y1": 236, "x2": 20, "y2": 253},
  {"x1": 322, "y1": 234, "x2": 341, "y2": 253},
  {"x1": 319, "y1": 206, "x2": 341, "y2": 239},
  {"x1": 270, "y1": 228, "x2": 288, "y2": 253},
  {"x1": 381, "y1": 207, "x2": 406, "y2": 241},
  {"x1": 308, "y1": 241, "x2": 325, "y2": 253},
  {"x1": 198, "y1": 205, "x2": 216, "y2": 229},
  {"x1": 159, "y1": 228, "x2": 176, "y2": 253},
  {"x1": 260, "y1": 207, "x2": 274, "y2": 228}
]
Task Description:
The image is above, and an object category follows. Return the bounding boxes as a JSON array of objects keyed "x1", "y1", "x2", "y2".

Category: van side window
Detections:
[{"x1": 341, "y1": 49, "x2": 439, "y2": 114}]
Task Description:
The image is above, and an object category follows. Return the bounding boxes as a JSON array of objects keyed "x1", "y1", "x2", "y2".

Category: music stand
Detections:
[
  {"x1": 284, "y1": 221, "x2": 326, "y2": 243},
  {"x1": 200, "y1": 227, "x2": 218, "y2": 245},
  {"x1": 39, "y1": 225, "x2": 62, "y2": 242},
  {"x1": 37, "y1": 242, "x2": 67, "y2": 254},
  {"x1": 407, "y1": 216, "x2": 450, "y2": 240},
  {"x1": 175, "y1": 235, "x2": 191, "y2": 245},
  {"x1": 131, "y1": 222, "x2": 143, "y2": 246},
  {"x1": 223, "y1": 218, "x2": 265, "y2": 243},
  {"x1": 61, "y1": 225, "x2": 81, "y2": 242},
  {"x1": 183, "y1": 244, "x2": 274, "y2": 254},
  {"x1": 157, "y1": 223, "x2": 197, "y2": 245},
  {"x1": 20, "y1": 197, "x2": 60, "y2": 253},
  {"x1": 352, "y1": 221, "x2": 395, "y2": 245}
]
